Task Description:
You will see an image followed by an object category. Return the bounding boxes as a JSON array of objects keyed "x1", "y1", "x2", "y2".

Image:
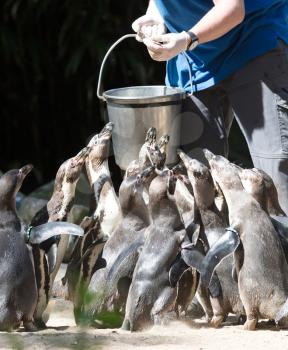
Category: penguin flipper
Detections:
[
  {"x1": 271, "y1": 216, "x2": 288, "y2": 241},
  {"x1": 185, "y1": 221, "x2": 200, "y2": 244},
  {"x1": 208, "y1": 272, "x2": 222, "y2": 299},
  {"x1": 181, "y1": 244, "x2": 206, "y2": 272},
  {"x1": 169, "y1": 254, "x2": 189, "y2": 288},
  {"x1": 200, "y1": 227, "x2": 240, "y2": 288},
  {"x1": 27, "y1": 222, "x2": 84, "y2": 244},
  {"x1": 78, "y1": 237, "x2": 107, "y2": 264},
  {"x1": 46, "y1": 243, "x2": 58, "y2": 274},
  {"x1": 107, "y1": 238, "x2": 144, "y2": 285}
]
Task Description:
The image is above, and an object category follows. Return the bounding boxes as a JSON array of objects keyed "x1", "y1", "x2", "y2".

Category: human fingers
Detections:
[
  {"x1": 151, "y1": 23, "x2": 166, "y2": 37},
  {"x1": 143, "y1": 38, "x2": 168, "y2": 61},
  {"x1": 150, "y1": 33, "x2": 172, "y2": 45},
  {"x1": 132, "y1": 15, "x2": 160, "y2": 32},
  {"x1": 135, "y1": 25, "x2": 163, "y2": 42},
  {"x1": 135, "y1": 33, "x2": 144, "y2": 42},
  {"x1": 143, "y1": 37, "x2": 164, "y2": 53},
  {"x1": 147, "y1": 48, "x2": 166, "y2": 61},
  {"x1": 142, "y1": 25, "x2": 153, "y2": 38}
]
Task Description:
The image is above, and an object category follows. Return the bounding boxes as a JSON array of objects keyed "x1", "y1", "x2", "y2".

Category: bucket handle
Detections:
[
  {"x1": 96, "y1": 34, "x2": 194, "y2": 101},
  {"x1": 97, "y1": 34, "x2": 137, "y2": 101}
]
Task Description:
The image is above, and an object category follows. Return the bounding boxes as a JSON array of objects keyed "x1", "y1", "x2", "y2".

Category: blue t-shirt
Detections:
[{"x1": 155, "y1": 0, "x2": 288, "y2": 91}]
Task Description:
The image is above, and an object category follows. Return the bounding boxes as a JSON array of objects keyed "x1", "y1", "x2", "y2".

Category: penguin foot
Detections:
[
  {"x1": 121, "y1": 318, "x2": 130, "y2": 331},
  {"x1": 204, "y1": 314, "x2": 212, "y2": 323},
  {"x1": 23, "y1": 320, "x2": 39, "y2": 332},
  {"x1": 266, "y1": 319, "x2": 276, "y2": 326},
  {"x1": 34, "y1": 318, "x2": 47, "y2": 329},
  {"x1": 153, "y1": 314, "x2": 162, "y2": 326},
  {"x1": 243, "y1": 318, "x2": 257, "y2": 331},
  {"x1": 210, "y1": 315, "x2": 224, "y2": 328}
]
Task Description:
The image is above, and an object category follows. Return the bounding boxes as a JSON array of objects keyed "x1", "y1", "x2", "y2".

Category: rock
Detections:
[
  {"x1": 29, "y1": 180, "x2": 54, "y2": 200},
  {"x1": 28, "y1": 173, "x2": 92, "y2": 206},
  {"x1": 67, "y1": 204, "x2": 89, "y2": 225},
  {"x1": 18, "y1": 196, "x2": 48, "y2": 225},
  {"x1": 75, "y1": 173, "x2": 92, "y2": 207},
  {"x1": 16, "y1": 192, "x2": 25, "y2": 209}
]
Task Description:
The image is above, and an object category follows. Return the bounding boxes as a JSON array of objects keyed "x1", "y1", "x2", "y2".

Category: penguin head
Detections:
[
  {"x1": 157, "y1": 134, "x2": 170, "y2": 153},
  {"x1": 149, "y1": 171, "x2": 173, "y2": 206},
  {"x1": 0, "y1": 164, "x2": 33, "y2": 208},
  {"x1": 239, "y1": 168, "x2": 266, "y2": 209},
  {"x1": 120, "y1": 172, "x2": 148, "y2": 210},
  {"x1": 207, "y1": 154, "x2": 243, "y2": 191},
  {"x1": 178, "y1": 150, "x2": 215, "y2": 209},
  {"x1": 145, "y1": 127, "x2": 157, "y2": 146},
  {"x1": 124, "y1": 160, "x2": 140, "y2": 178},
  {"x1": 86, "y1": 123, "x2": 113, "y2": 171},
  {"x1": 65, "y1": 146, "x2": 90, "y2": 183}
]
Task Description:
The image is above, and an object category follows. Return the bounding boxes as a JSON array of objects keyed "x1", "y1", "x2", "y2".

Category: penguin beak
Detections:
[
  {"x1": 231, "y1": 163, "x2": 243, "y2": 172},
  {"x1": 99, "y1": 122, "x2": 114, "y2": 138},
  {"x1": 88, "y1": 123, "x2": 114, "y2": 147},
  {"x1": 202, "y1": 148, "x2": 215, "y2": 161},
  {"x1": 158, "y1": 134, "x2": 170, "y2": 146},
  {"x1": 145, "y1": 127, "x2": 157, "y2": 145},
  {"x1": 74, "y1": 146, "x2": 91, "y2": 163},
  {"x1": 18, "y1": 164, "x2": 33, "y2": 180},
  {"x1": 177, "y1": 149, "x2": 190, "y2": 169}
]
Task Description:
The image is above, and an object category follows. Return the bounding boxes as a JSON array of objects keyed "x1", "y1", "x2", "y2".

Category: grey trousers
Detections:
[{"x1": 181, "y1": 41, "x2": 288, "y2": 214}]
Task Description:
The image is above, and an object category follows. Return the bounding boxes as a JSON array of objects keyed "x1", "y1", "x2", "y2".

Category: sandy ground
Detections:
[{"x1": 1, "y1": 267, "x2": 288, "y2": 349}]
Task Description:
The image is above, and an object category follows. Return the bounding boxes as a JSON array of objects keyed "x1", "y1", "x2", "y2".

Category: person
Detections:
[{"x1": 132, "y1": 0, "x2": 288, "y2": 213}]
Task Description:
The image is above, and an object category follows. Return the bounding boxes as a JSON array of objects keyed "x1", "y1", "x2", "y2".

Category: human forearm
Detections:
[{"x1": 190, "y1": 0, "x2": 245, "y2": 44}]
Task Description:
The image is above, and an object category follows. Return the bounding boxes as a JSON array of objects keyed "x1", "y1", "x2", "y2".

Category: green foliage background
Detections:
[{"x1": 0, "y1": 0, "x2": 250, "y2": 191}]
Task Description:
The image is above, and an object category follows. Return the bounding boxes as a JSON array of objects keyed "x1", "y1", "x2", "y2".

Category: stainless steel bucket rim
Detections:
[{"x1": 103, "y1": 85, "x2": 186, "y2": 105}]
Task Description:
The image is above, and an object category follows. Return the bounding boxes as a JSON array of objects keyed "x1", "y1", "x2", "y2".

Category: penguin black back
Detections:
[{"x1": 0, "y1": 165, "x2": 38, "y2": 331}]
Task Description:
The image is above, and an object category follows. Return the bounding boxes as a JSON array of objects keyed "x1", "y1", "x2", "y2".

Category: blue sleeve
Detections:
[{"x1": 245, "y1": 0, "x2": 287, "y2": 14}]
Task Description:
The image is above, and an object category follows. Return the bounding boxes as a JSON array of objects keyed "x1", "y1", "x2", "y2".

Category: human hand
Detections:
[
  {"x1": 132, "y1": 14, "x2": 166, "y2": 42},
  {"x1": 143, "y1": 32, "x2": 190, "y2": 61}
]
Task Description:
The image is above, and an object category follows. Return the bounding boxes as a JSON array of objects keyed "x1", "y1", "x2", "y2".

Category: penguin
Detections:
[
  {"x1": 0, "y1": 165, "x2": 84, "y2": 331},
  {"x1": 82, "y1": 166, "x2": 154, "y2": 324},
  {"x1": 238, "y1": 167, "x2": 286, "y2": 216},
  {"x1": 138, "y1": 128, "x2": 170, "y2": 171},
  {"x1": 168, "y1": 174, "x2": 200, "y2": 318},
  {"x1": 85, "y1": 122, "x2": 122, "y2": 237},
  {"x1": 0, "y1": 165, "x2": 38, "y2": 331},
  {"x1": 204, "y1": 150, "x2": 288, "y2": 330},
  {"x1": 31, "y1": 143, "x2": 91, "y2": 328},
  {"x1": 122, "y1": 169, "x2": 199, "y2": 331},
  {"x1": 178, "y1": 150, "x2": 245, "y2": 327},
  {"x1": 237, "y1": 166, "x2": 288, "y2": 264},
  {"x1": 138, "y1": 127, "x2": 157, "y2": 171}
]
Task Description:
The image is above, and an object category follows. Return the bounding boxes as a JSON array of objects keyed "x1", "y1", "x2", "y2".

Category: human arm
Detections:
[
  {"x1": 190, "y1": 0, "x2": 245, "y2": 44},
  {"x1": 142, "y1": 0, "x2": 245, "y2": 61}
]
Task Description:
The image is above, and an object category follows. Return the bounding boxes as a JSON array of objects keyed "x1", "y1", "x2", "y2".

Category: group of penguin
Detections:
[{"x1": 2, "y1": 121, "x2": 288, "y2": 332}]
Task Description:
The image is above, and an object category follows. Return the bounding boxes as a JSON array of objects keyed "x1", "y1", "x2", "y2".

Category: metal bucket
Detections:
[{"x1": 97, "y1": 34, "x2": 190, "y2": 170}]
